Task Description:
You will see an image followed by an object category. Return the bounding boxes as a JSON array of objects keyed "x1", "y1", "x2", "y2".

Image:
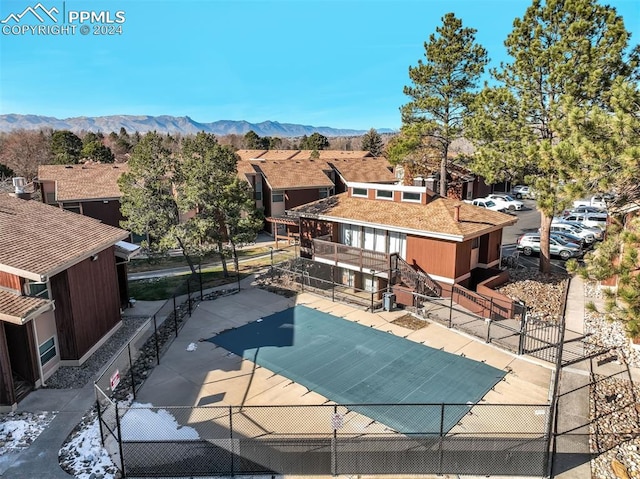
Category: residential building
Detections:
[
  {"x1": 0, "y1": 193, "x2": 136, "y2": 410},
  {"x1": 288, "y1": 182, "x2": 517, "y2": 304},
  {"x1": 37, "y1": 163, "x2": 129, "y2": 228}
]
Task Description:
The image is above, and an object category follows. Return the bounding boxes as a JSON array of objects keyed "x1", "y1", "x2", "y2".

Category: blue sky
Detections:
[{"x1": 1, "y1": 0, "x2": 638, "y2": 130}]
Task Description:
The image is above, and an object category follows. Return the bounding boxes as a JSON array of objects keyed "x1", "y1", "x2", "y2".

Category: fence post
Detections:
[
  {"x1": 332, "y1": 404, "x2": 338, "y2": 476},
  {"x1": 173, "y1": 294, "x2": 179, "y2": 338},
  {"x1": 518, "y1": 314, "x2": 527, "y2": 355},
  {"x1": 128, "y1": 343, "x2": 136, "y2": 401},
  {"x1": 331, "y1": 267, "x2": 335, "y2": 302},
  {"x1": 270, "y1": 247, "x2": 274, "y2": 272},
  {"x1": 115, "y1": 402, "x2": 125, "y2": 477},
  {"x1": 199, "y1": 263, "x2": 203, "y2": 299},
  {"x1": 229, "y1": 406, "x2": 234, "y2": 475},
  {"x1": 486, "y1": 319, "x2": 492, "y2": 343},
  {"x1": 96, "y1": 397, "x2": 105, "y2": 447},
  {"x1": 187, "y1": 279, "x2": 192, "y2": 316},
  {"x1": 438, "y1": 403, "x2": 445, "y2": 474},
  {"x1": 448, "y1": 291, "x2": 454, "y2": 328},
  {"x1": 153, "y1": 314, "x2": 160, "y2": 365}
]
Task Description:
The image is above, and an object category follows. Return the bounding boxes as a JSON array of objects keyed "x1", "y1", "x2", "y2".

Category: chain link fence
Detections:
[{"x1": 114, "y1": 402, "x2": 550, "y2": 477}]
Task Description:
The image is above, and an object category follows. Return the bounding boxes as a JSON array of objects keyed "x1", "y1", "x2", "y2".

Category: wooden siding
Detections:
[
  {"x1": 50, "y1": 270, "x2": 76, "y2": 359},
  {"x1": 480, "y1": 230, "x2": 502, "y2": 265},
  {"x1": 66, "y1": 246, "x2": 121, "y2": 359},
  {"x1": 405, "y1": 235, "x2": 457, "y2": 280},
  {"x1": 0, "y1": 272, "x2": 22, "y2": 292},
  {"x1": 50, "y1": 246, "x2": 121, "y2": 360},
  {"x1": 81, "y1": 200, "x2": 124, "y2": 228},
  {"x1": 0, "y1": 323, "x2": 14, "y2": 406},
  {"x1": 285, "y1": 189, "x2": 321, "y2": 210},
  {"x1": 455, "y1": 240, "x2": 473, "y2": 278}
]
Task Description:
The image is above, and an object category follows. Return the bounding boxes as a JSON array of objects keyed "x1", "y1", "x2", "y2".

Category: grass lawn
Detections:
[
  {"x1": 128, "y1": 249, "x2": 293, "y2": 301},
  {"x1": 127, "y1": 246, "x2": 276, "y2": 273}
]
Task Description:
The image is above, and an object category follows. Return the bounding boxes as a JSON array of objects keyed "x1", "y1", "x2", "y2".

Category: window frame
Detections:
[
  {"x1": 352, "y1": 187, "x2": 368, "y2": 198},
  {"x1": 271, "y1": 191, "x2": 284, "y2": 203},
  {"x1": 401, "y1": 191, "x2": 421, "y2": 203},
  {"x1": 375, "y1": 189, "x2": 393, "y2": 200},
  {"x1": 38, "y1": 336, "x2": 57, "y2": 366}
]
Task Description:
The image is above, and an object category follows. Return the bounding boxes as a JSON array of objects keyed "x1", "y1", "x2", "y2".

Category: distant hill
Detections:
[{"x1": 0, "y1": 114, "x2": 396, "y2": 137}]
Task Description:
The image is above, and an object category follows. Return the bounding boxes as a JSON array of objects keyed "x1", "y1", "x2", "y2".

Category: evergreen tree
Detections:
[
  {"x1": 300, "y1": 132, "x2": 329, "y2": 150},
  {"x1": 466, "y1": 0, "x2": 638, "y2": 273},
  {"x1": 118, "y1": 132, "x2": 179, "y2": 253},
  {"x1": 392, "y1": 13, "x2": 488, "y2": 196},
  {"x1": 51, "y1": 130, "x2": 83, "y2": 164},
  {"x1": 361, "y1": 128, "x2": 384, "y2": 156}
]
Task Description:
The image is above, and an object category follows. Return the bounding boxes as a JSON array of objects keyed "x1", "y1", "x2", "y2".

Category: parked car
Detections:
[
  {"x1": 572, "y1": 194, "x2": 613, "y2": 210},
  {"x1": 511, "y1": 185, "x2": 536, "y2": 199},
  {"x1": 463, "y1": 198, "x2": 507, "y2": 212},
  {"x1": 562, "y1": 212, "x2": 608, "y2": 230},
  {"x1": 486, "y1": 194, "x2": 524, "y2": 211},
  {"x1": 566, "y1": 206, "x2": 607, "y2": 215},
  {"x1": 554, "y1": 219, "x2": 605, "y2": 241},
  {"x1": 542, "y1": 228, "x2": 589, "y2": 248},
  {"x1": 549, "y1": 223, "x2": 596, "y2": 244},
  {"x1": 517, "y1": 233, "x2": 583, "y2": 260}
]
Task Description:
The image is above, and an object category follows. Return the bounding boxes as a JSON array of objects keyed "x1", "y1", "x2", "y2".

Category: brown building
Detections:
[
  {"x1": 235, "y1": 150, "x2": 397, "y2": 238},
  {"x1": 37, "y1": 163, "x2": 129, "y2": 228},
  {"x1": 0, "y1": 194, "x2": 134, "y2": 410},
  {"x1": 288, "y1": 182, "x2": 517, "y2": 303}
]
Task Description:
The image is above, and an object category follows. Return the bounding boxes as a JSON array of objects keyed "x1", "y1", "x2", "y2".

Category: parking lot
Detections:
[{"x1": 500, "y1": 199, "x2": 584, "y2": 273}]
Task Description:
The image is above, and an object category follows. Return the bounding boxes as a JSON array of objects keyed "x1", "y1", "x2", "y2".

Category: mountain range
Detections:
[{"x1": 0, "y1": 114, "x2": 396, "y2": 137}]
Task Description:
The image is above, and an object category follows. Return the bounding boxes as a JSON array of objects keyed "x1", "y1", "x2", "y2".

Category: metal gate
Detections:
[{"x1": 521, "y1": 318, "x2": 563, "y2": 363}]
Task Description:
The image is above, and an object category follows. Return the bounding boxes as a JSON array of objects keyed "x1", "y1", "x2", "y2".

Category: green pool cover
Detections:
[{"x1": 208, "y1": 305, "x2": 505, "y2": 434}]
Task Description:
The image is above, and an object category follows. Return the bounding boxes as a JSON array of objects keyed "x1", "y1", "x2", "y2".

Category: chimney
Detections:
[
  {"x1": 10, "y1": 177, "x2": 31, "y2": 200},
  {"x1": 454, "y1": 204, "x2": 461, "y2": 222}
]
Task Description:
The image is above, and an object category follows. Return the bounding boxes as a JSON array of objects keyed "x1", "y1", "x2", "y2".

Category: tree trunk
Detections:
[
  {"x1": 440, "y1": 156, "x2": 447, "y2": 197},
  {"x1": 218, "y1": 240, "x2": 229, "y2": 277},
  {"x1": 539, "y1": 211, "x2": 552, "y2": 274}
]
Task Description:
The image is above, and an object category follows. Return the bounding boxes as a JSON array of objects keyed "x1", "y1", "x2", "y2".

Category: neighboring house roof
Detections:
[
  {"x1": 0, "y1": 290, "x2": 53, "y2": 325},
  {"x1": 253, "y1": 160, "x2": 335, "y2": 190},
  {"x1": 236, "y1": 160, "x2": 259, "y2": 182},
  {"x1": 252, "y1": 150, "x2": 299, "y2": 160},
  {"x1": 0, "y1": 194, "x2": 129, "y2": 281},
  {"x1": 235, "y1": 150, "x2": 268, "y2": 161},
  {"x1": 328, "y1": 157, "x2": 396, "y2": 183},
  {"x1": 37, "y1": 163, "x2": 129, "y2": 201},
  {"x1": 290, "y1": 193, "x2": 517, "y2": 241},
  {"x1": 291, "y1": 150, "x2": 373, "y2": 160}
]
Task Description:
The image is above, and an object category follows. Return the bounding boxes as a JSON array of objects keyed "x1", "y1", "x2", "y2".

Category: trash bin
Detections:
[{"x1": 383, "y1": 292, "x2": 395, "y2": 311}]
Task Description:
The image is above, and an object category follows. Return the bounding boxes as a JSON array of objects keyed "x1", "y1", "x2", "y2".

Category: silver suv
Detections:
[{"x1": 516, "y1": 233, "x2": 583, "y2": 260}]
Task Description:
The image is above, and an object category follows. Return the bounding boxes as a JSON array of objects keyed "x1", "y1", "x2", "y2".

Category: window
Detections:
[
  {"x1": 472, "y1": 237, "x2": 480, "y2": 249},
  {"x1": 39, "y1": 337, "x2": 56, "y2": 365},
  {"x1": 272, "y1": 191, "x2": 284, "y2": 203},
  {"x1": 375, "y1": 190, "x2": 393, "y2": 200},
  {"x1": 24, "y1": 280, "x2": 49, "y2": 299},
  {"x1": 402, "y1": 191, "x2": 421, "y2": 202},
  {"x1": 319, "y1": 188, "x2": 330, "y2": 199},
  {"x1": 352, "y1": 187, "x2": 367, "y2": 197},
  {"x1": 62, "y1": 202, "x2": 81, "y2": 214},
  {"x1": 254, "y1": 191, "x2": 262, "y2": 201},
  {"x1": 254, "y1": 179, "x2": 262, "y2": 201},
  {"x1": 44, "y1": 192, "x2": 56, "y2": 204}
]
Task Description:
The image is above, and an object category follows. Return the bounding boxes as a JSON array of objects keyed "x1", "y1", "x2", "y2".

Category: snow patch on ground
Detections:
[
  {"x1": 0, "y1": 411, "x2": 55, "y2": 453},
  {"x1": 121, "y1": 402, "x2": 200, "y2": 440}
]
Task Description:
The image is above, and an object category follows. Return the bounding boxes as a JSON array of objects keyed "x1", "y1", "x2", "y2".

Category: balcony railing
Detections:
[{"x1": 312, "y1": 238, "x2": 390, "y2": 272}]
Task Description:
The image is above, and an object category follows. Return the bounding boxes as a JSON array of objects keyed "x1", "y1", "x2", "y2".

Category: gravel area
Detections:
[
  {"x1": 496, "y1": 269, "x2": 569, "y2": 322},
  {"x1": 590, "y1": 374, "x2": 640, "y2": 479},
  {"x1": 583, "y1": 282, "x2": 640, "y2": 369},
  {"x1": 391, "y1": 314, "x2": 430, "y2": 330},
  {"x1": 44, "y1": 316, "x2": 150, "y2": 389}
]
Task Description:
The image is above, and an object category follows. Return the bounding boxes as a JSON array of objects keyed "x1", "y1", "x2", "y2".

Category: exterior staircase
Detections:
[{"x1": 392, "y1": 256, "x2": 441, "y2": 297}]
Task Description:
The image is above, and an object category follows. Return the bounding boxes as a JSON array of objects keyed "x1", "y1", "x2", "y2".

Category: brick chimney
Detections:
[{"x1": 454, "y1": 204, "x2": 461, "y2": 222}]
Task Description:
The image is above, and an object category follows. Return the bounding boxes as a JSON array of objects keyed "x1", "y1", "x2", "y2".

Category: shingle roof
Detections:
[
  {"x1": 235, "y1": 150, "x2": 268, "y2": 161},
  {"x1": 328, "y1": 157, "x2": 396, "y2": 183},
  {"x1": 251, "y1": 150, "x2": 299, "y2": 160},
  {"x1": 253, "y1": 160, "x2": 335, "y2": 190},
  {"x1": 236, "y1": 160, "x2": 258, "y2": 181},
  {"x1": 290, "y1": 193, "x2": 517, "y2": 240},
  {"x1": 291, "y1": 150, "x2": 373, "y2": 160},
  {"x1": 0, "y1": 194, "x2": 129, "y2": 280},
  {"x1": 0, "y1": 290, "x2": 53, "y2": 325},
  {"x1": 38, "y1": 163, "x2": 129, "y2": 201}
]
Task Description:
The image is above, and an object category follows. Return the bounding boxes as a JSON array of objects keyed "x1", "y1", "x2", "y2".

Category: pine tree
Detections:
[
  {"x1": 393, "y1": 13, "x2": 488, "y2": 196},
  {"x1": 361, "y1": 128, "x2": 383, "y2": 156},
  {"x1": 466, "y1": 0, "x2": 638, "y2": 273}
]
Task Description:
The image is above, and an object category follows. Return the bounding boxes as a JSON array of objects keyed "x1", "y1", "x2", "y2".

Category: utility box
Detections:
[{"x1": 383, "y1": 292, "x2": 396, "y2": 311}]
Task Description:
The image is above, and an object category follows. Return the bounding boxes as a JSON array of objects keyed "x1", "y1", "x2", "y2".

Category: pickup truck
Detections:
[
  {"x1": 572, "y1": 195, "x2": 609, "y2": 210},
  {"x1": 463, "y1": 198, "x2": 507, "y2": 213}
]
